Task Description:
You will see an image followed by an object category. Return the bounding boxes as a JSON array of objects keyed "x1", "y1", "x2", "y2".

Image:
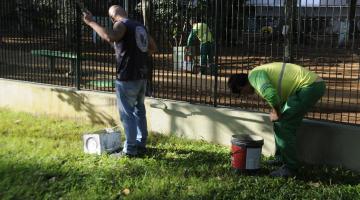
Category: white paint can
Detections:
[{"x1": 83, "y1": 128, "x2": 121, "y2": 155}]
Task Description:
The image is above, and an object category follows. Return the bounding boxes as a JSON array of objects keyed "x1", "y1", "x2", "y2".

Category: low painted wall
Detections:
[
  {"x1": 0, "y1": 79, "x2": 359, "y2": 172},
  {"x1": 298, "y1": 120, "x2": 360, "y2": 172}
]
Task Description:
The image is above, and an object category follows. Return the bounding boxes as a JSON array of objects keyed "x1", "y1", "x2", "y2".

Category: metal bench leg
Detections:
[
  {"x1": 48, "y1": 58, "x2": 55, "y2": 72},
  {"x1": 70, "y1": 60, "x2": 76, "y2": 74}
]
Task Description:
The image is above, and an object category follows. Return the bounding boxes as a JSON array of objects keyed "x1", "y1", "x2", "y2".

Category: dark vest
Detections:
[{"x1": 114, "y1": 19, "x2": 149, "y2": 81}]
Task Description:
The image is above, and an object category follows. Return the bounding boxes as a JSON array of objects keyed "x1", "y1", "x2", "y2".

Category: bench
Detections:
[{"x1": 31, "y1": 50, "x2": 80, "y2": 75}]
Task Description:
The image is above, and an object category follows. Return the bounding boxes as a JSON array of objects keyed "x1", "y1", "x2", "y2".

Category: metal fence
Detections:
[{"x1": 0, "y1": 0, "x2": 359, "y2": 125}]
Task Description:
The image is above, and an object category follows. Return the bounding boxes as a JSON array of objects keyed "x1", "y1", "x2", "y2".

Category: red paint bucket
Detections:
[{"x1": 231, "y1": 135, "x2": 264, "y2": 172}]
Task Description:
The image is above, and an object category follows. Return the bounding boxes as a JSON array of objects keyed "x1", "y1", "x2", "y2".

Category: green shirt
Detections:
[
  {"x1": 187, "y1": 23, "x2": 214, "y2": 46},
  {"x1": 248, "y1": 62, "x2": 319, "y2": 108}
]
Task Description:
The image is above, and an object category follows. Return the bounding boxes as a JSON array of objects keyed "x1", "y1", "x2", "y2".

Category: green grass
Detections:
[{"x1": 0, "y1": 109, "x2": 359, "y2": 200}]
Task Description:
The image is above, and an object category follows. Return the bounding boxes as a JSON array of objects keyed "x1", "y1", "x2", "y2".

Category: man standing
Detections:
[
  {"x1": 186, "y1": 19, "x2": 215, "y2": 75},
  {"x1": 83, "y1": 5, "x2": 157, "y2": 157},
  {"x1": 228, "y1": 62, "x2": 326, "y2": 177}
]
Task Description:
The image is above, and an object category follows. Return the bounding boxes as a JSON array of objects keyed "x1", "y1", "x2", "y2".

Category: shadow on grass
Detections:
[
  {"x1": 1, "y1": 147, "x2": 359, "y2": 200},
  {"x1": 296, "y1": 164, "x2": 360, "y2": 185},
  {"x1": 0, "y1": 158, "x2": 89, "y2": 199},
  {"x1": 143, "y1": 134, "x2": 360, "y2": 185}
]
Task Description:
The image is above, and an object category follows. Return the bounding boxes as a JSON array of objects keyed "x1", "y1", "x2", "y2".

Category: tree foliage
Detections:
[
  {"x1": 148, "y1": 0, "x2": 210, "y2": 46},
  {"x1": 14, "y1": 0, "x2": 78, "y2": 30}
]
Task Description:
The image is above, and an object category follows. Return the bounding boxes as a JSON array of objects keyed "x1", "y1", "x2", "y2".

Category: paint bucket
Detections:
[{"x1": 231, "y1": 134, "x2": 264, "y2": 172}]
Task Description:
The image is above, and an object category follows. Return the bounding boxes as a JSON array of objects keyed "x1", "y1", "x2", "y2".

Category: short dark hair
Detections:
[{"x1": 228, "y1": 73, "x2": 249, "y2": 94}]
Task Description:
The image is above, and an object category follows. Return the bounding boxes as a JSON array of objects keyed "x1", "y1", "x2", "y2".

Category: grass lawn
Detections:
[{"x1": 0, "y1": 109, "x2": 359, "y2": 200}]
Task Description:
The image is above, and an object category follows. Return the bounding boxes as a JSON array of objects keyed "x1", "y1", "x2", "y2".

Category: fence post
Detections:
[
  {"x1": 348, "y1": 0, "x2": 357, "y2": 43},
  {"x1": 283, "y1": 0, "x2": 297, "y2": 62},
  {"x1": 124, "y1": 0, "x2": 129, "y2": 13},
  {"x1": 75, "y1": 4, "x2": 82, "y2": 90},
  {"x1": 141, "y1": 0, "x2": 150, "y2": 30},
  {"x1": 213, "y1": 0, "x2": 219, "y2": 107}
]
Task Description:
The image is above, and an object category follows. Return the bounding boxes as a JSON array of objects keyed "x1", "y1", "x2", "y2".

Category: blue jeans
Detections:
[{"x1": 115, "y1": 79, "x2": 148, "y2": 155}]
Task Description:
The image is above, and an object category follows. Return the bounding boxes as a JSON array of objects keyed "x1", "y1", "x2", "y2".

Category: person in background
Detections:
[
  {"x1": 228, "y1": 62, "x2": 326, "y2": 177},
  {"x1": 83, "y1": 5, "x2": 157, "y2": 157},
  {"x1": 186, "y1": 18, "x2": 215, "y2": 75}
]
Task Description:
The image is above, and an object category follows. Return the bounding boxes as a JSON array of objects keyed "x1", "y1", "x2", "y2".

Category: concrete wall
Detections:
[
  {"x1": 0, "y1": 79, "x2": 359, "y2": 172},
  {"x1": 298, "y1": 120, "x2": 360, "y2": 172}
]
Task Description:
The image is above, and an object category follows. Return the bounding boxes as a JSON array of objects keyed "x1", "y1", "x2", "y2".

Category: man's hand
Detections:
[
  {"x1": 82, "y1": 11, "x2": 94, "y2": 25},
  {"x1": 270, "y1": 108, "x2": 281, "y2": 122}
]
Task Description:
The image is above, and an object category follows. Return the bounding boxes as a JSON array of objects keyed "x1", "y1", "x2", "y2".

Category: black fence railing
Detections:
[{"x1": 0, "y1": 0, "x2": 359, "y2": 125}]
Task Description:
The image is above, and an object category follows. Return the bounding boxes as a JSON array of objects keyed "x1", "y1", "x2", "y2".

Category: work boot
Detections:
[
  {"x1": 192, "y1": 65, "x2": 201, "y2": 74},
  {"x1": 209, "y1": 64, "x2": 218, "y2": 76},
  {"x1": 269, "y1": 165, "x2": 294, "y2": 178},
  {"x1": 200, "y1": 66, "x2": 207, "y2": 75}
]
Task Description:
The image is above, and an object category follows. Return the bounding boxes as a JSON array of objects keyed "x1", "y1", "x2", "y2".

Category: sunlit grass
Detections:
[{"x1": 0, "y1": 109, "x2": 359, "y2": 200}]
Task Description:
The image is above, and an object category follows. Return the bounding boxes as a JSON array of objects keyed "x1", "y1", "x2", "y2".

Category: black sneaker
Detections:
[{"x1": 137, "y1": 147, "x2": 147, "y2": 156}]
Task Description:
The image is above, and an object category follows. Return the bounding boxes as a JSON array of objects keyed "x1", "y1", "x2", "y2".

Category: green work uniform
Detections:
[
  {"x1": 248, "y1": 62, "x2": 326, "y2": 170},
  {"x1": 187, "y1": 23, "x2": 214, "y2": 68}
]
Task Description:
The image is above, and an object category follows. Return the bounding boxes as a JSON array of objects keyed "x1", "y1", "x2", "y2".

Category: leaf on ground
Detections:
[
  {"x1": 49, "y1": 177, "x2": 57, "y2": 182},
  {"x1": 122, "y1": 188, "x2": 130, "y2": 196},
  {"x1": 308, "y1": 182, "x2": 321, "y2": 187}
]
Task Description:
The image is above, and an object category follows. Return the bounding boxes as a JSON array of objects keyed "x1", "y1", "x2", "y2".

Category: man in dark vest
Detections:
[{"x1": 83, "y1": 5, "x2": 157, "y2": 157}]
